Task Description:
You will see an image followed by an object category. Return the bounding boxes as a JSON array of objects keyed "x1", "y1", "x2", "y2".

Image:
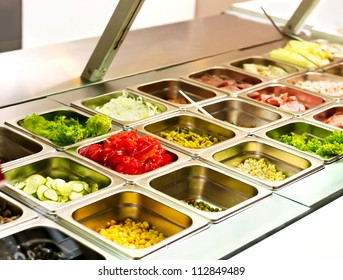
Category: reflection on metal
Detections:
[
  {"x1": 283, "y1": 0, "x2": 320, "y2": 35},
  {"x1": 81, "y1": 0, "x2": 145, "y2": 82}
]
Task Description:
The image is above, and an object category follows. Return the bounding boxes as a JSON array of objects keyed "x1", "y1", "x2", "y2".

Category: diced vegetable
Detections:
[{"x1": 78, "y1": 130, "x2": 173, "y2": 175}]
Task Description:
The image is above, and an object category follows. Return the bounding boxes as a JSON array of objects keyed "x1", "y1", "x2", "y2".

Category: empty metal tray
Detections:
[
  {"x1": 128, "y1": 78, "x2": 224, "y2": 108},
  {"x1": 188, "y1": 97, "x2": 291, "y2": 134},
  {"x1": 0, "y1": 124, "x2": 53, "y2": 168}
]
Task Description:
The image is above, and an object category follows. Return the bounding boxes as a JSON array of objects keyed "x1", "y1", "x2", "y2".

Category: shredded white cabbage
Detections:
[{"x1": 95, "y1": 91, "x2": 161, "y2": 121}]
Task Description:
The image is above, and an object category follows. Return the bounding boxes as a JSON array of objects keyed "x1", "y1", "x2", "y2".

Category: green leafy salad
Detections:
[
  {"x1": 279, "y1": 130, "x2": 343, "y2": 158},
  {"x1": 19, "y1": 113, "x2": 111, "y2": 146}
]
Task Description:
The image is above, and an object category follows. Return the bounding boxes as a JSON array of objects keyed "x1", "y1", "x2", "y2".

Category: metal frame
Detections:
[
  {"x1": 81, "y1": 0, "x2": 145, "y2": 82},
  {"x1": 283, "y1": 0, "x2": 320, "y2": 35}
]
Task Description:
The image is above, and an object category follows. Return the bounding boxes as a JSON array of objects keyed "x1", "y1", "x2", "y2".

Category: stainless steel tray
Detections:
[
  {"x1": 0, "y1": 191, "x2": 39, "y2": 232},
  {"x1": 134, "y1": 111, "x2": 245, "y2": 157},
  {"x1": 0, "y1": 216, "x2": 116, "y2": 260},
  {"x1": 56, "y1": 184, "x2": 210, "y2": 259},
  {"x1": 255, "y1": 118, "x2": 343, "y2": 164},
  {"x1": 136, "y1": 159, "x2": 271, "y2": 223},
  {"x1": 70, "y1": 89, "x2": 178, "y2": 129},
  {"x1": 127, "y1": 78, "x2": 226, "y2": 108},
  {"x1": 239, "y1": 82, "x2": 330, "y2": 116},
  {"x1": 65, "y1": 130, "x2": 191, "y2": 182},
  {"x1": 282, "y1": 71, "x2": 343, "y2": 100},
  {"x1": 5, "y1": 106, "x2": 120, "y2": 150},
  {"x1": 180, "y1": 66, "x2": 265, "y2": 96},
  {"x1": 200, "y1": 136, "x2": 324, "y2": 190},
  {"x1": 0, "y1": 123, "x2": 54, "y2": 168},
  {"x1": 224, "y1": 56, "x2": 301, "y2": 80},
  {"x1": 304, "y1": 101, "x2": 343, "y2": 130},
  {"x1": 2, "y1": 151, "x2": 124, "y2": 215},
  {"x1": 187, "y1": 96, "x2": 292, "y2": 134}
]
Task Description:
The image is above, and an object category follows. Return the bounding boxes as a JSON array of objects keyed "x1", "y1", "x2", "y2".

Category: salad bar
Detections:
[{"x1": 1, "y1": 13, "x2": 343, "y2": 260}]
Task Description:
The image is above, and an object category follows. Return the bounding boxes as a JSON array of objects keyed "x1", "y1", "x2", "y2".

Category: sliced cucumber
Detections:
[
  {"x1": 69, "y1": 191, "x2": 84, "y2": 201},
  {"x1": 45, "y1": 176, "x2": 54, "y2": 188},
  {"x1": 56, "y1": 182, "x2": 72, "y2": 197},
  {"x1": 14, "y1": 174, "x2": 92, "y2": 203},
  {"x1": 37, "y1": 184, "x2": 49, "y2": 201},
  {"x1": 83, "y1": 182, "x2": 91, "y2": 193},
  {"x1": 51, "y1": 178, "x2": 66, "y2": 190},
  {"x1": 23, "y1": 174, "x2": 46, "y2": 195},
  {"x1": 91, "y1": 183, "x2": 99, "y2": 193},
  {"x1": 14, "y1": 181, "x2": 26, "y2": 190},
  {"x1": 69, "y1": 180, "x2": 88, "y2": 193},
  {"x1": 43, "y1": 189, "x2": 59, "y2": 202}
]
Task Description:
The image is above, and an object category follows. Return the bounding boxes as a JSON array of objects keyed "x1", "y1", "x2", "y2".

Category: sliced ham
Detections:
[{"x1": 324, "y1": 112, "x2": 343, "y2": 128}]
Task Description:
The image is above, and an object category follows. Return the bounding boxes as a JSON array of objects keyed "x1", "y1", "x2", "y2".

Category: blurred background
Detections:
[{"x1": 0, "y1": 0, "x2": 342, "y2": 52}]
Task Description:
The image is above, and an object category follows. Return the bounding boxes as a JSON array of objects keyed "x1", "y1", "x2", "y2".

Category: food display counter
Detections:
[{"x1": 1, "y1": 13, "x2": 343, "y2": 260}]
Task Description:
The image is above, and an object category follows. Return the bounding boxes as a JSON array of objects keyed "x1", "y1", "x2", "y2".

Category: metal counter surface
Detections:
[
  {"x1": 144, "y1": 194, "x2": 309, "y2": 260},
  {"x1": 230, "y1": 194, "x2": 343, "y2": 261},
  {"x1": 0, "y1": 14, "x2": 283, "y2": 108}
]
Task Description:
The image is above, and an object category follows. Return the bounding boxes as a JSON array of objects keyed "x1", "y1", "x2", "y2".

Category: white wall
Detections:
[{"x1": 22, "y1": 0, "x2": 196, "y2": 49}]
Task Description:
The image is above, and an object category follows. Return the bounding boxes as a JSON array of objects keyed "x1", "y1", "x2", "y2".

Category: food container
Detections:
[
  {"x1": 188, "y1": 96, "x2": 292, "y2": 134},
  {"x1": 66, "y1": 130, "x2": 191, "y2": 182},
  {"x1": 5, "y1": 106, "x2": 120, "y2": 150},
  {"x1": 2, "y1": 152, "x2": 123, "y2": 215},
  {"x1": 255, "y1": 118, "x2": 343, "y2": 164},
  {"x1": 200, "y1": 136, "x2": 323, "y2": 190},
  {"x1": 283, "y1": 72, "x2": 343, "y2": 100},
  {"x1": 0, "y1": 124, "x2": 53, "y2": 168},
  {"x1": 324, "y1": 61, "x2": 343, "y2": 77},
  {"x1": 181, "y1": 66, "x2": 264, "y2": 95},
  {"x1": 305, "y1": 103, "x2": 343, "y2": 129},
  {"x1": 71, "y1": 90, "x2": 176, "y2": 128},
  {"x1": 0, "y1": 216, "x2": 114, "y2": 260},
  {"x1": 0, "y1": 191, "x2": 38, "y2": 232},
  {"x1": 314, "y1": 40, "x2": 343, "y2": 58},
  {"x1": 239, "y1": 83, "x2": 328, "y2": 116},
  {"x1": 56, "y1": 185, "x2": 209, "y2": 259},
  {"x1": 226, "y1": 56, "x2": 300, "y2": 79},
  {"x1": 135, "y1": 111, "x2": 245, "y2": 157},
  {"x1": 128, "y1": 78, "x2": 225, "y2": 108},
  {"x1": 136, "y1": 160, "x2": 271, "y2": 223}
]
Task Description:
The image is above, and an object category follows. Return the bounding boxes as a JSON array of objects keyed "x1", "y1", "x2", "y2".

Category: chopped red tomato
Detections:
[{"x1": 78, "y1": 130, "x2": 173, "y2": 175}]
